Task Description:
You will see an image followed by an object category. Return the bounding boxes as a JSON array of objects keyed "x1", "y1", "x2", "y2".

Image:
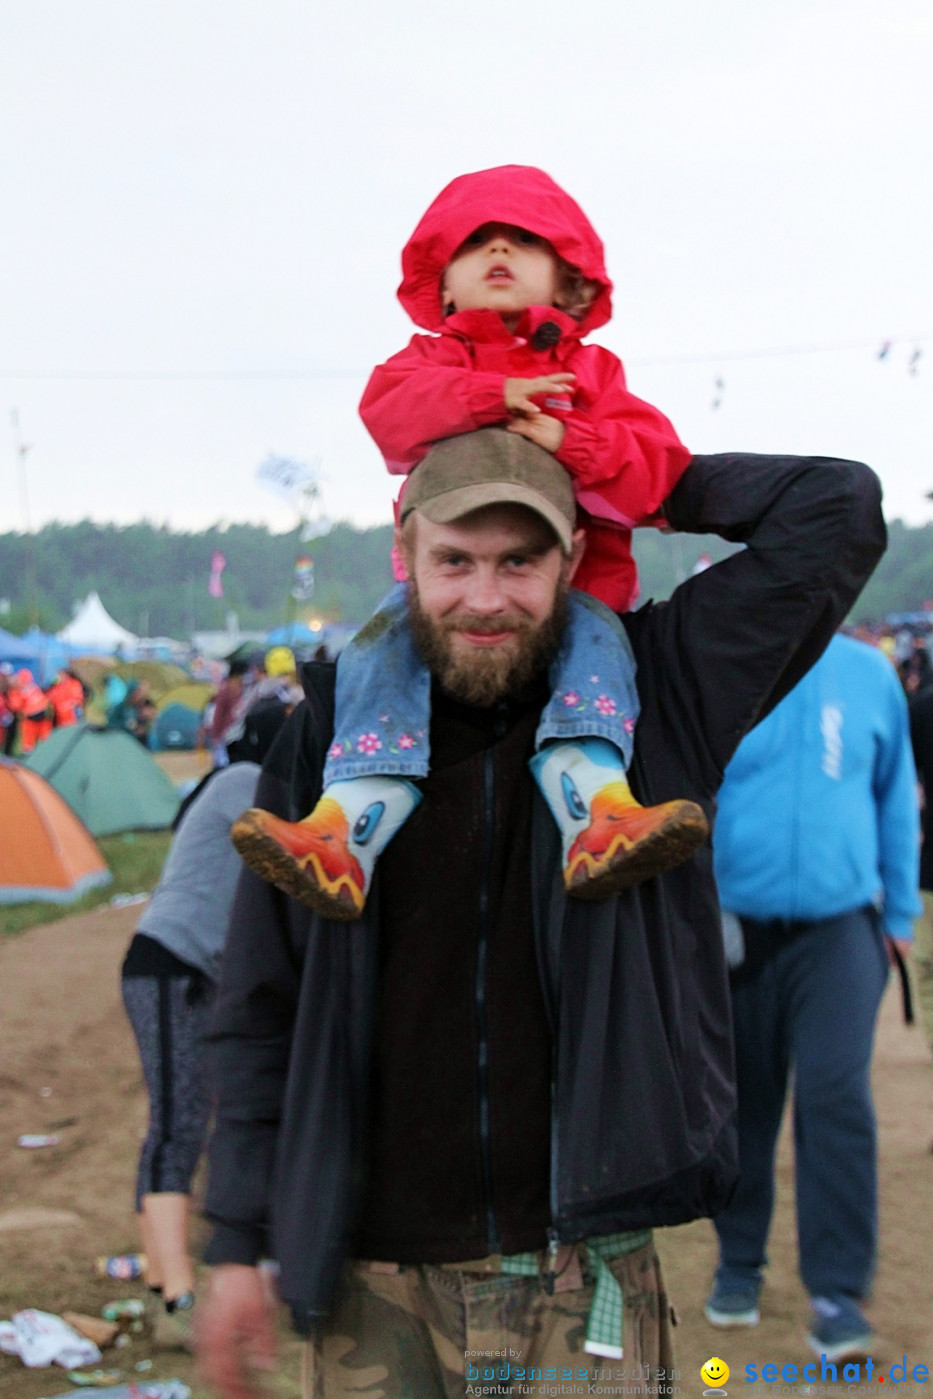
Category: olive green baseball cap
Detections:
[{"x1": 401, "y1": 428, "x2": 577, "y2": 553}]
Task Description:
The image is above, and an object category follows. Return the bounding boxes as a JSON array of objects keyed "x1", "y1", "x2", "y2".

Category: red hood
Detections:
[{"x1": 398, "y1": 165, "x2": 613, "y2": 335}]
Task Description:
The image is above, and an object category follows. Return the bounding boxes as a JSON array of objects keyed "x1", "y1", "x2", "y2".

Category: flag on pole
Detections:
[
  {"x1": 208, "y1": 551, "x2": 227, "y2": 598},
  {"x1": 291, "y1": 554, "x2": 315, "y2": 601}
]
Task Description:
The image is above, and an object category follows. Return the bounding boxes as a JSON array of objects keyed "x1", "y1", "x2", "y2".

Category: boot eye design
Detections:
[
  {"x1": 560, "y1": 772, "x2": 588, "y2": 821},
  {"x1": 353, "y1": 801, "x2": 386, "y2": 845}
]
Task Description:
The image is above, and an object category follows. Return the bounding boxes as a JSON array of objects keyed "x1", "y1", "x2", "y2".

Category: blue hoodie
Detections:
[{"x1": 714, "y1": 634, "x2": 920, "y2": 939}]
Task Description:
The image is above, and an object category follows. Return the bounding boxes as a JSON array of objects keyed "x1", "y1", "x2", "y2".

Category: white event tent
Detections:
[{"x1": 57, "y1": 592, "x2": 139, "y2": 655}]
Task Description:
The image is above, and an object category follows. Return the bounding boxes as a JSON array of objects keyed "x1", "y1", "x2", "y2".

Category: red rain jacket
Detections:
[
  {"x1": 47, "y1": 673, "x2": 85, "y2": 726},
  {"x1": 10, "y1": 670, "x2": 47, "y2": 720},
  {"x1": 359, "y1": 165, "x2": 690, "y2": 611}
]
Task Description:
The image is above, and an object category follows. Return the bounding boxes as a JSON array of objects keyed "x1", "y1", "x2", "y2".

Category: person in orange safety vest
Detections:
[{"x1": 11, "y1": 668, "x2": 52, "y2": 753}]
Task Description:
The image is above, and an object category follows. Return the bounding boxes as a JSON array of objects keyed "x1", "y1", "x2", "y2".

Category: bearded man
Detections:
[{"x1": 198, "y1": 431, "x2": 885, "y2": 1399}]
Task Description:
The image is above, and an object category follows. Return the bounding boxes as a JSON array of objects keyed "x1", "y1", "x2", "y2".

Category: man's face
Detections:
[
  {"x1": 399, "y1": 504, "x2": 585, "y2": 706},
  {"x1": 441, "y1": 223, "x2": 560, "y2": 329}
]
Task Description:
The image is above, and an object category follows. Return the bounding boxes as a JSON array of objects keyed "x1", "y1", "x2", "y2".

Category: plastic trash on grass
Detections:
[{"x1": 0, "y1": 1308, "x2": 101, "y2": 1368}]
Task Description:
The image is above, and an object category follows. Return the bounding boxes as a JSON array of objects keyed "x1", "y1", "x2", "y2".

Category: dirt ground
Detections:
[{"x1": 1, "y1": 899, "x2": 931, "y2": 1398}]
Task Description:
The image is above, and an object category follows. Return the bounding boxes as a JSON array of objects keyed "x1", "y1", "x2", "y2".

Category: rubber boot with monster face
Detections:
[
  {"x1": 232, "y1": 776, "x2": 422, "y2": 920},
  {"x1": 530, "y1": 738, "x2": 708, "y2": 898}
]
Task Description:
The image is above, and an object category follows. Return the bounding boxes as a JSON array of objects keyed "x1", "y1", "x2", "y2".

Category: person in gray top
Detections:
[{"x1": 121, "y1": 761, "x2": 261, "y2": 1348}]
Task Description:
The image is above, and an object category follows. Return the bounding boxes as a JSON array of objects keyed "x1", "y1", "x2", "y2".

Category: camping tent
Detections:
[
  {"x1": 265, "y1": 622, "x2": 321, "y2": 647},
  {"x1": 0, "y1": 759, "x2": 112, "y2": 904},
  {"x1": 116, "y1": 660, "x2": 191, "y2": 699},
  {"x1": 156, "y1": 682, "x2": 213, "y2": 713},
  {"x1": 0, "y1": 627, "x2": 70, "y2": 685},
  {"x1": 149, "y1": 702, "x2": 203, "y2": 752},
  {"x1": 24, "y1": 724, "x2": 180, "y2": 835},
  {"x1": 58, "y1": 593, "x2": 138, "y2": 656}
]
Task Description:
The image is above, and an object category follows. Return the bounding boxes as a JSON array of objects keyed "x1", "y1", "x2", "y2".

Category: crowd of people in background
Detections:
[
  {"x1": 0, "y1": 664, "x2": 88, "y2": 755},
  {"x1": 201, "y1": 644, "x2": 310, "y2": 769},
  {"x1": 848, "y1": 617, "x2": 933, "y2": 694},
  {"x1": 0, "y1": 639, "x2": 329, "y2": 764}
]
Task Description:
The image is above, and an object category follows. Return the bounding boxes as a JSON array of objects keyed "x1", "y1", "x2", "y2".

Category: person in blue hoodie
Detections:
[{"x1": 706, "y1": 632, "x2": 920, "y2": 1361}]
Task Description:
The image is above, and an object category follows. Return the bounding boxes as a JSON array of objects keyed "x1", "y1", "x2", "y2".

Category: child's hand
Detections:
[
  {"x1": 507, "y1": 414, "x2": 566, "y2": 453},
  {"x1": 504, "y1": 373, "x2": 576, "y2": 416}
]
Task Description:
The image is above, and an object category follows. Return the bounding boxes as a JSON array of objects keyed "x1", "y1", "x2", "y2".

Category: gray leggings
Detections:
[{"x1": 122, "y1": 973, "x2": 214, "y2": 1209}]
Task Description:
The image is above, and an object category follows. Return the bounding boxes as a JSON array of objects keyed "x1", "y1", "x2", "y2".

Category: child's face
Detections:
[{"x1": 442, "y1": 223, "x2": 560, "y2": 328}]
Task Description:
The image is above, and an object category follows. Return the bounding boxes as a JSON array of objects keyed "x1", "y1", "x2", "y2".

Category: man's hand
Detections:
[
  {"x1": 197, "y1": 1264, "x2": 278, "y2": 1399},
  {"x1": 886, "y1": 935, "x2": 913, "y2": 966},
  {"x1": 507, "y1": 413, "x2": 566, "y2": 453},
  {"x1": 504, "y1": 373, "x2": 575, "y2": 416}
]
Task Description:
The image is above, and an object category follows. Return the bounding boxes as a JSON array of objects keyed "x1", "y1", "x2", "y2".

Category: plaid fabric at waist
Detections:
[{"x1": 438, "y1": 1229, "x2": 652, "y2": 1360}]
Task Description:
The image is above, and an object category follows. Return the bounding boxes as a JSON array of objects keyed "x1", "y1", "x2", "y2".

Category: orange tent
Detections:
[{"x1": 0, "y1": 759, "x2": 112, "y2": 904}]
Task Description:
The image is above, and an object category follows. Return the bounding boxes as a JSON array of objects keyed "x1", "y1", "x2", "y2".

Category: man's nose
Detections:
[{"x1": 464, "y1": 567, "x2": 507, "y2": 613}]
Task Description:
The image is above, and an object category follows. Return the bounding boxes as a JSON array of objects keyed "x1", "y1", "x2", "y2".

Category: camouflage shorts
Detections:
[{"x1": 301, "y1": 1239, "x2": 676, "y2": 1398}]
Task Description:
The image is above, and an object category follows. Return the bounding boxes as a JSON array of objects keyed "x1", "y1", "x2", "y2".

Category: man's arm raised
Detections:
[{"x1": 629, "y1": 452, "x2": 886, "y2": 787}]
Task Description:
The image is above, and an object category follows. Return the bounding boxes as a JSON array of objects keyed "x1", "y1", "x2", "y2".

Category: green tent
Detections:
[
  {"x1": 115, "y1": 660, "x2": 190, "y2": 700},
  {"x1": 24, "y1": 724, "x2": 180, "y2": 835},
  {"x1": 156, "y1": 681, "x2": 213, "y2": 714},
  {"x1": 149, "y1": 702, "x2": 203, "y2": 752}
]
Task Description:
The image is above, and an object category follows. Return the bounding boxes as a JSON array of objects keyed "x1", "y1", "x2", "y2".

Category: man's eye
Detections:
[{"x1": 505, "y1": 555, "x2": 531, "y2": 568}]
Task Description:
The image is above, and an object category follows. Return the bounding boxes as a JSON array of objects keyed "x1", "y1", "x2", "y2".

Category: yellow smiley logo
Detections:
[{"x1": 701, "y1": 1357, "x2": 730, "y2": 1388}]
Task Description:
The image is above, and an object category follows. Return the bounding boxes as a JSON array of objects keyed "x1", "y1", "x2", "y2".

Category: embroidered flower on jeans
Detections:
[
  {"x1": 623, "y1": 717, "x2": 635, "y2": 734},
  {"x1": 562, "y1": 690, "x2": 581, "y2": 707},
  {"x1": 357, "y1": 732, "x2": 382, "y2": 754},
  {"x1": 398, "y1": 733, "x2": 416, "y2": 749},
  {"x1": 595, "y1": 695, "x2": 617, "y2": 716},
  {"x1": 327, "y1": 741, "x2": 344, "y2": 759}
]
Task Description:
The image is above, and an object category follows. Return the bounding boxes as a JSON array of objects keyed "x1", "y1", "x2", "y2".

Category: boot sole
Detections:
[
  {"x1": 567, "y1": 802, "x2": 709, "y2": 900},
  {"x1": 231, "y1": 813, "x2": 363, "y2": 921}
]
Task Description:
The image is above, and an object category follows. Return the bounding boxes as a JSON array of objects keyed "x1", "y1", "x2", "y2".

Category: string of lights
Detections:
[{"x1": 0, "y1": 334, "x2": 927, "y2": 381}]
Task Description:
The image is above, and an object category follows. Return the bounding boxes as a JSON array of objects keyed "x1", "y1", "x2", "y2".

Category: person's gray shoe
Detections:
[
  {"x1": 704, "y1": 1269, "x2": 761, "y2": 1327},
  {"x1": 806, "y1": 1295, "x2": 873, "y2": 1362}
]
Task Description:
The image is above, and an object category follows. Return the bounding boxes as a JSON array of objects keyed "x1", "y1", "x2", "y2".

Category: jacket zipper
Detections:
[
  {"x1": 476, "y1": 713, "x2": 505, "y2": 1255},
  {"x1": 548, "y1": 1053, "x2": 561, "y2": 1281},
  {"x1": 545, "y1": 747, "x2": 586, "y2": 1273}
]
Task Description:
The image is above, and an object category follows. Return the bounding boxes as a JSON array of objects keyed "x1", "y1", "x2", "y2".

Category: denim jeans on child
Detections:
[{"x1": 323, "y1": 584, "x2": 639, "y2": 787}]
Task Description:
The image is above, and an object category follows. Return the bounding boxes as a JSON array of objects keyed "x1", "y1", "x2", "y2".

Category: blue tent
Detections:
[
  {"x1": 263, "y1": 621, "x2": 357, "y2": 656},
  {"x1": 0, "y1": 627, "x2": 70, "y2": 685},
  {"x1": 24, "y1": 629, "x2": 71, "y2": 682},
  {"x1": 265, "y1": 622, "x2": 321, "y2": 647},
  {"x1": 149, "y1": 702, "x2": 203, "y2": 752}
]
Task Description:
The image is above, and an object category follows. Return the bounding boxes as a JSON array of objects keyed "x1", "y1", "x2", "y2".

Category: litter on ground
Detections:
[{"x1": 0, "y1": 1308, "x2": 101, "y2": 1368}]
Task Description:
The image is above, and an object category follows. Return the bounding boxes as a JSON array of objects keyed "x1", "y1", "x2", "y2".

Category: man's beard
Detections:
[{"x1": 407, "y1": 583, "x2": 568, "y2": 707}]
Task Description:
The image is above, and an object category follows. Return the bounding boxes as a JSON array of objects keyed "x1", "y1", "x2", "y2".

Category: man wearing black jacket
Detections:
[
  {"x1": 198, "y1": 433, "x2": 885, "y2": 1398},
  {"x1": 908, "y1": 679, "x2": 933, "y2": 1056}
]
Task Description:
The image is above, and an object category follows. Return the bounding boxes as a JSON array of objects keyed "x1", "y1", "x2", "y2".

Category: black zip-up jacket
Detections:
[{"x1": 204, "y1": 452, "x2": 885, "y2": 1333}]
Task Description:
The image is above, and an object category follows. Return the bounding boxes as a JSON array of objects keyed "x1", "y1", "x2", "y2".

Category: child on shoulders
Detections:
[{"x1": 233, "y1": 165, "x2": 707, "y2": 918}]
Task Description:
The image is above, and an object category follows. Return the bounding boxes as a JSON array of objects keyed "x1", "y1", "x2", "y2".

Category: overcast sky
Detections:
[{"x1": 3, "y1": 0, "x2": 932, "y2": 537}]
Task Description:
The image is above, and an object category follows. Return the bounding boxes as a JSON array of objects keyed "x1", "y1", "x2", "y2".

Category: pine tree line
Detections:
[{"x1": 0, "y1": 514, "x2": 922, "y2": 639}]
